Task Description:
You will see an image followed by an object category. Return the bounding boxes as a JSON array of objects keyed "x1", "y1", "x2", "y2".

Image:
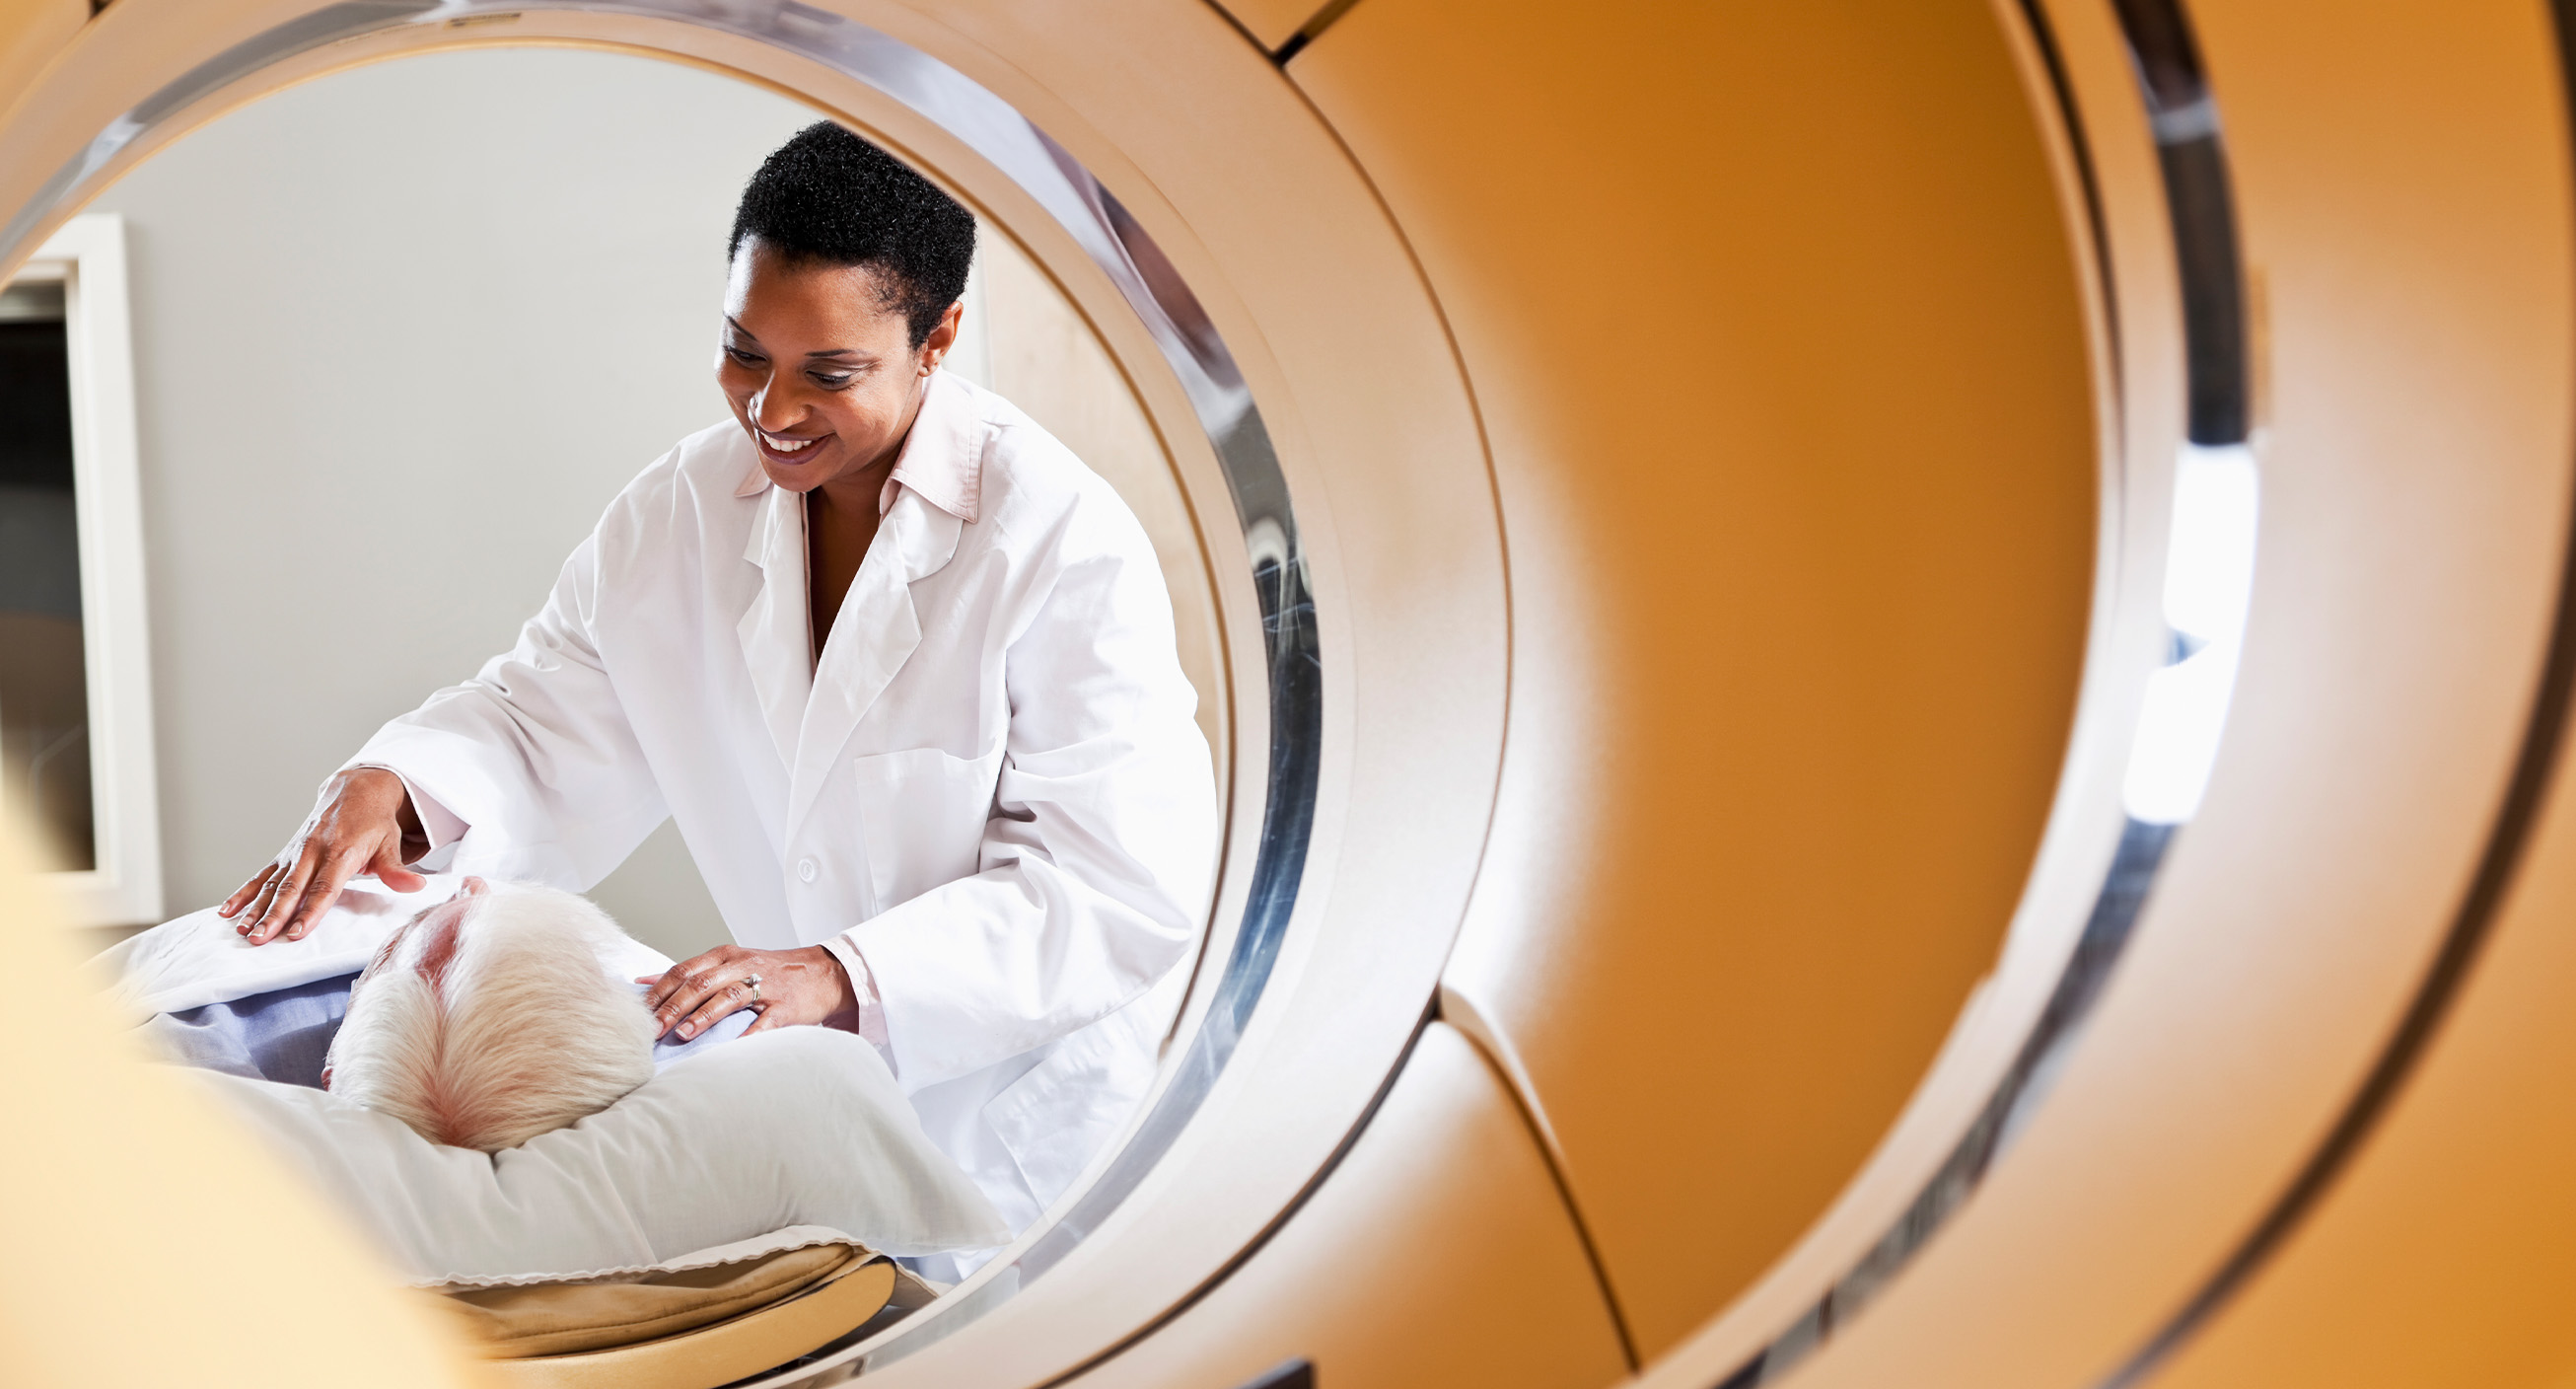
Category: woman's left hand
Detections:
[{"x1": 638, "y1": 943, "x2": 858, "y2": 1040}]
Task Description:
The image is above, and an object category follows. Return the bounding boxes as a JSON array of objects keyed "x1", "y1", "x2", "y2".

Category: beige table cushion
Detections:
[{"x1": 427, "y1": 1242, "x2": 870, "y2": 1358}]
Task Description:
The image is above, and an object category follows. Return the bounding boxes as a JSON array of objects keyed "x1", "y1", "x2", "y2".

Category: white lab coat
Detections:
[{"x1": 348, "y1": 371, "x2": 1216, "y2": 1246}]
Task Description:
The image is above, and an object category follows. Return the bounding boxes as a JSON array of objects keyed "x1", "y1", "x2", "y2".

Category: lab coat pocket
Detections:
[{"x1": 851, "y1": 746, "x2": 1003, "y2": 914}]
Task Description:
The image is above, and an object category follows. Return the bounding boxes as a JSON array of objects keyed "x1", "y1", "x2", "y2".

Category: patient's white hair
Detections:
[{"x1": 326, "y1": 880, "x2": 655, "y2": 1152}]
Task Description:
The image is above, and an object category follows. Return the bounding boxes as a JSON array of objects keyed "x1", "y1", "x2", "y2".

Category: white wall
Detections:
[{"x1": 84, "y1": 46, "x2": 1221, "y2": 961}]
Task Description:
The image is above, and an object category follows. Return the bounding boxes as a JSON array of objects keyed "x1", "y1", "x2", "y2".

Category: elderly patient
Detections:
[{"x1": 322, "y1": 878, "x2": 657, "y2": 1152}]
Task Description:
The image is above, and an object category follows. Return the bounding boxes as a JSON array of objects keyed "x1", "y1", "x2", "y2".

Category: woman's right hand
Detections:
[{"x1": 218, "y1": 767, "x2": 429, "y2": 944}]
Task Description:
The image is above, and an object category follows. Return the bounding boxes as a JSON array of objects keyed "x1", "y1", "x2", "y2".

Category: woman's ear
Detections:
[{"x1": 921, "y1": 299, "x2": 964, "y2": 376}]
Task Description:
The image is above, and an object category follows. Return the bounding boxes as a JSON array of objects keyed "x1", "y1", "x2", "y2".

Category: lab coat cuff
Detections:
[
  {"x1": 820, "y1": 933, "x2": 894, "y2": 1063},
  {"x1": 345, "y1": 763, "x2": 468, "y2": 857}
]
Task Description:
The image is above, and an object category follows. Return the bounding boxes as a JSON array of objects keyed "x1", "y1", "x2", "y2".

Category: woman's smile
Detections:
[{"x1": 754, "y1": 426, "x2": 830, "y2": 465}]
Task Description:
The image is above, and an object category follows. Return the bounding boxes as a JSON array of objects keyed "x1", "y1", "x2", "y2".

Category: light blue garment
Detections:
[
  {"x1": 139, "y1": 971, "x2": 356, "y2": 1088},
  {"x1": 633, "y1": 981, "x2": 755, "y2": 1065}
]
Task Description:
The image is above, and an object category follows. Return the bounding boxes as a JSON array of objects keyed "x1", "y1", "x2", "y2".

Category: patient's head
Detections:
[{"x1": 324, "y1": 878, "x2": 655, "y2": 1152}]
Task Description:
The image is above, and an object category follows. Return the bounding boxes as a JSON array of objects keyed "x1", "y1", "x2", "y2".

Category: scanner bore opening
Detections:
[{"x1": 0, "y1": 7, "x2": 1323, "y2": 1374}]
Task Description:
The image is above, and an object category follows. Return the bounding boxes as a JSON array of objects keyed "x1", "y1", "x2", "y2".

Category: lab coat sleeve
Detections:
[
  {"x1": 344, "y1": 530, "x2": 666, "y2": 890},
  {"x1": 845, "y1": 519, "x2": 1216, "y2": 1092},
  {"x1": 345, "y1": 765, "x2": 468, "y2": 854}
]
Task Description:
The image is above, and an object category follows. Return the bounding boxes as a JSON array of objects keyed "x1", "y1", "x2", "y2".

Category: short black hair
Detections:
[{"x1": 729, "y1": 122, "x2": 976, "y2": 349}]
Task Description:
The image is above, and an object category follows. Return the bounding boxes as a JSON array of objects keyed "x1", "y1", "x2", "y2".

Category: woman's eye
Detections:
[
  {"x1": 812, "y1": 372, "x2": 854, "y2": 389},
  {"x1": 725, "y1": 347, "x2": 763, "y2": 367}
]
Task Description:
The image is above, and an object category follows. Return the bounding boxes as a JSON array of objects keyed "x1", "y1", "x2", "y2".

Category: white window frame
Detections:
[{"x1": 8, "y1": 213, "x2": 162, "y2": 926}]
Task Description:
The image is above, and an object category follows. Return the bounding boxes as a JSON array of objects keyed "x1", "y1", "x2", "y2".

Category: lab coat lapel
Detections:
[
  {"x1": 784, "y1": 490, "x2": 964, "y2": 837},
  {"x1": 735, "y1": 481, "x2": 812, "y2": 770}
]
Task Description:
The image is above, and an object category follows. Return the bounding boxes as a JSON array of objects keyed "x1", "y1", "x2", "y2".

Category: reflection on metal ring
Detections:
[{"x1": 0, "y1": 0, "x2": 1323, "y2": 1374}]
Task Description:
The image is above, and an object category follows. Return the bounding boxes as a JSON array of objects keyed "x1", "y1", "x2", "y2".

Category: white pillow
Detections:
[{"x1": 190, "y1": 1027, "x2": 1010, "y2": 1283}]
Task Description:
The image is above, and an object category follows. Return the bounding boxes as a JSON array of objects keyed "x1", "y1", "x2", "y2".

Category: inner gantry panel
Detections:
[
  {"x1": 1743, "y1": 0, "x2": 2576, "y2": 1383},
  {"x1": 1066, "y1": 1025, "x2": 1629, "y2": 1389},
  {"x1": 1290, "y1": 0, "x2": 2102, "y2": 1356}
]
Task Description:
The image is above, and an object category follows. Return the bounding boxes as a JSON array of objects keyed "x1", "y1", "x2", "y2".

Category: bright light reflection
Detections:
[{"x1": 2121, "y1": 442, "x2": 2259, "y2": 825}]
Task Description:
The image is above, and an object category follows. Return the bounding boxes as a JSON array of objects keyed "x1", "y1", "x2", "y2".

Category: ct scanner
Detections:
[{"x1": 6, "y1": 0, "x2": 2576, "y2": 1385}]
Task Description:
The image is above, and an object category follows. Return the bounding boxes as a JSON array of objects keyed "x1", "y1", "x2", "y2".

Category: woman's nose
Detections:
[{"x1": 750, "y1": 383, "x2": 806, "y2": 433}]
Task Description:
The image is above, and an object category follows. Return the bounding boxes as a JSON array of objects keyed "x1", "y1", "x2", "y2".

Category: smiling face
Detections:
[{"x1": 717, "y1": 236, "x2": 962, "y2": 499}]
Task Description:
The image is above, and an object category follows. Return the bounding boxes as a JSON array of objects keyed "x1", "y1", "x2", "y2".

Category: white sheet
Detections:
[
  {"x1": 102, "y1": 886, "x2": 1001, "y2": 1282},
  {"x1": 99, "y1": 876, "x2": 461, "y2": 1018},
  {"x1": 99, "y1": 878, "x2": 752, "y2": 1066},
  {"x1": 193, "y1": 1027, "x2": 1010, "y2": 1281}
]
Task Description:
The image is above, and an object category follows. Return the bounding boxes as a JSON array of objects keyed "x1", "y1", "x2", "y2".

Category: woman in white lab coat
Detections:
[{"x1": 217, "y1": 123, "x2": 1217, "y2": 1247}]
